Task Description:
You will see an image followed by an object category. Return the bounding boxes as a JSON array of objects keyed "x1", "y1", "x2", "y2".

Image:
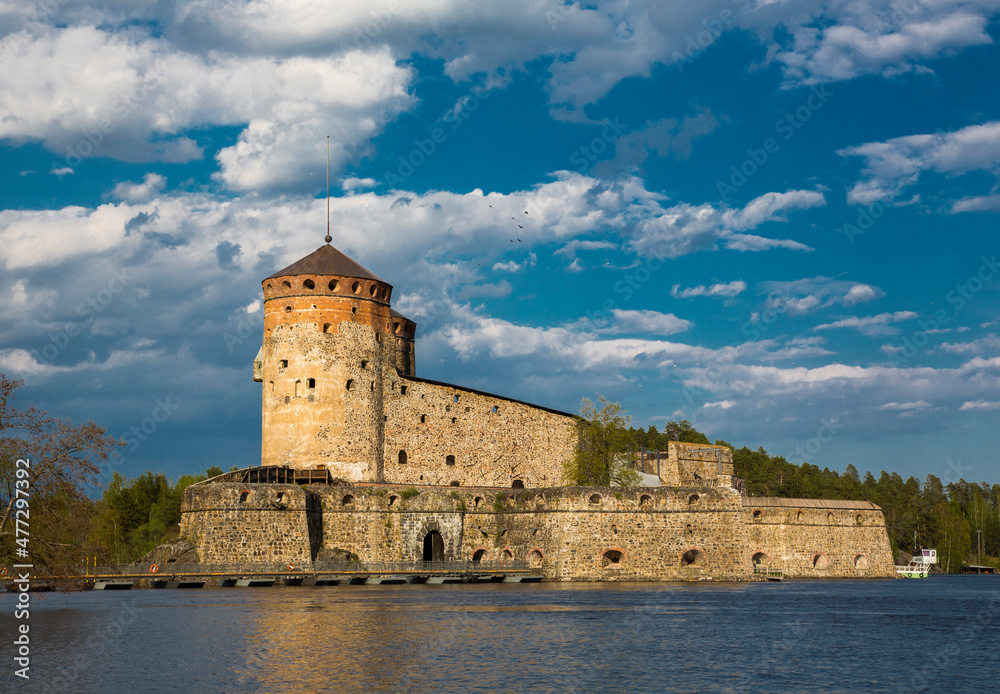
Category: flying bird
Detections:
[
  {"x1": 524, "y1": 211, "x2": 528, "y2": 214},
  {"x1": 518, "y1": 225, "x2": 523, "y2": 229}
]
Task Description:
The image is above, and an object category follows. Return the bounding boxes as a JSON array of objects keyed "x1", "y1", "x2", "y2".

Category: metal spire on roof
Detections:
[{"x1": 325, "y1": 135, "x2": 332, "y2": 244}]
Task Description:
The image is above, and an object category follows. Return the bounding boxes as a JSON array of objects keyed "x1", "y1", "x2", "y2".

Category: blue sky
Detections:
[{"x1": 2, "y1": 0, "x2": 999, "y2": 490}]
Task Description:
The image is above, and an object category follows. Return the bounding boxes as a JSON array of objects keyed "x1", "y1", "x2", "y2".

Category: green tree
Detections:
[
  {"x1": 664, "y1": 420, "x2": 710, "y2": 444},
  {"x1": 565, "y1": 396, "x2": 640, "y2": 487},
  {"x1": 0, "y1": 374, "x2": 123, "y2": 570}
]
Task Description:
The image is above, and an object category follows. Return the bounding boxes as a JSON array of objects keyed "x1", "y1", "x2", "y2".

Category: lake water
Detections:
[{"x1": 2, "y1": 576, "x2": 999, "y2": 693}]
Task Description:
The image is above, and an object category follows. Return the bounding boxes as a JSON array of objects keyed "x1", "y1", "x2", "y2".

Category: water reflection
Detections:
[{"x1": 4, "y1": 579, "x2": 999, "y2": 694}]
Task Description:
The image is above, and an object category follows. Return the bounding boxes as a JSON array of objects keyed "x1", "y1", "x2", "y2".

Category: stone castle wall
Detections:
[
  {"x1": 180, "y1": 483, "x2": 319, "y2": 565},
  {"x1": 180, "y1": 482, "x2": 897, "y2": 581},
  {"x1": 314, "y1": 485, "x2": 748, "y2": 581},
  {"x1": 382, "y1": 376, "x2": 578, "y2": 488},
  {"x1": 743, "y1": 499, "x2": 896, "y2": 578}
]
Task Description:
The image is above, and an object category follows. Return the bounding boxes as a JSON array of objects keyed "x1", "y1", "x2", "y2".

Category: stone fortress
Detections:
[{"x1": 180, "y1": 242, "x2": 895, "y2": 581}]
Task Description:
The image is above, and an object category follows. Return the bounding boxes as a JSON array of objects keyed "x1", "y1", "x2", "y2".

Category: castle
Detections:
[{"x1": 180, "y1": 241, "x2": 895, "y2": 580}]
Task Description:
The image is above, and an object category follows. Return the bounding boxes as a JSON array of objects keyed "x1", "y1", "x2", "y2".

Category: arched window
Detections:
[
  {"x1": 752, "y1": 510, "x2": 762, "y2": 520},
  {"x1": 239, "y1": 491, "x2": 250, "y2": 503},
  {"x1": 680, "y1": 549, "x2": 704, "y2": 567},
  {"x1": 812, "y1": 553, "x2": 830, "y2": 568},
  {"x1": 446, "y1": 455, "x2": 455, "y2": 466},
  {"x1": 341, "y1": 494, "x2": 355, "y2": 506},
  {"x1": 639, "y1": 494, "x2": 652, "y2": 507},
  {"x1": 688, "y1": 494, "x2": 700, "y2": 504},
  {"x1": 512, "y1": 480, "x2": 524, "y2": 489},
  {"x1": 589, "y1": 493, "x2": 601, "y2": 504},
  {"x1": 346, "y1": 379, "x2": 354, "y2": 390},
  {"x1": 351, "y1": 281, "x2": 360, "y2": 294},
  {"x1": 398, "y1": 450, "x2": 407, "y2": 465},
  {"x1": 322, "y1": 323, "x2": 332, "y2": 333},
  {"x1": 420, "y1": 414, "x2": 426, "y2": 423},
  {"x1": 601, "y1": 550, "x2": 623, "y2": 567},
  {"x1": 303, "y1": 279, "x2": 315, "y2": 290},
  {"x1": 328, "y1": 279, "x2": 338, "y2": 291},
  {"x1": 281, "y1": 281, "x2": 291, "y2": 289}
]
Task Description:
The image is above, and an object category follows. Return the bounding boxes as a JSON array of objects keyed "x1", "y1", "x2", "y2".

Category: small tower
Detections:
[{"x1": 256, "y1": 243, "x2": 395, "y2": 481}]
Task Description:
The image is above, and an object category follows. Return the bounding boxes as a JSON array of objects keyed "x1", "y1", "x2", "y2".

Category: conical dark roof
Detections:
[{"x1": 266, "y1": 244, "x2": 386, "y2": 283}]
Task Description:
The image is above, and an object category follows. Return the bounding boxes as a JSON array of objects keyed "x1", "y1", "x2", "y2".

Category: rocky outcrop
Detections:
[{"x1": 135, "y1": 538, "x2": 199, "y2": 567}]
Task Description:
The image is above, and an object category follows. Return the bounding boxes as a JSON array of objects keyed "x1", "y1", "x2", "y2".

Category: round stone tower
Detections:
[{"x1": 258, "y1": 243, "x2": 393, "y2": 481}]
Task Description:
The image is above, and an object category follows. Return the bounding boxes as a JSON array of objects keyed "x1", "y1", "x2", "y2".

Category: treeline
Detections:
[
  {"x1": 90, "y1": 467, "x2": 224, "y2": 563},
  {"x1": 626, "y1": 418, "x2": 998, "y2": 573}
]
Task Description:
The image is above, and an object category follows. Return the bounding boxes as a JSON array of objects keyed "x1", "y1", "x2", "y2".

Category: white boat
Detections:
[{"x1": 896, "y1": 548, "x2": 936, "y2": 578}]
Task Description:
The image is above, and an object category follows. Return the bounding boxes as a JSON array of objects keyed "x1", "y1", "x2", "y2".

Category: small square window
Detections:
[
  {"x1": 280, "y1": 360, "x2": 288, "y2": 369},
  {"x1": 401, "y1": 386, "x2": 407, "y2": 395}
]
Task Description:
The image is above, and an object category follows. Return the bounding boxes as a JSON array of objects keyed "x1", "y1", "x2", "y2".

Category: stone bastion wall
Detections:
[
  {"x1": 743, "y1": 498, "x2": 896, "y2": 578},
  {"x1": 181, "y1": 482, "x2": 896, "y2": 581}
]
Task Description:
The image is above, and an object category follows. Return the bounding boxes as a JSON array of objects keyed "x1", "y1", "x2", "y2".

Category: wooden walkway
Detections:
[{"x1": 2, "y1": 560, "x2": 539, "y2": 590}]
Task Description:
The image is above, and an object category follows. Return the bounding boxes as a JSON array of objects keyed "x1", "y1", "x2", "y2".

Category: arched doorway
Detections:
[{"x1": 423, "y1": 530, "x2": 444, "y2": 562}]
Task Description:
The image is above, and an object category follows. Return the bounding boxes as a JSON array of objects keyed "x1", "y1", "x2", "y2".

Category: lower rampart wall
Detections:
[
  {"x1": 180, "y1": 483, "x2": 319, "y2": 565},
  {"x1": 315, "y1": 485, "x2": 749, "y2": 581},
  {"x1": 179, "y1": 483, "x2": 897, "y2": 581},
  {"x1": 743, "y1": 502, "x2": 895, "y2": 578}
]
